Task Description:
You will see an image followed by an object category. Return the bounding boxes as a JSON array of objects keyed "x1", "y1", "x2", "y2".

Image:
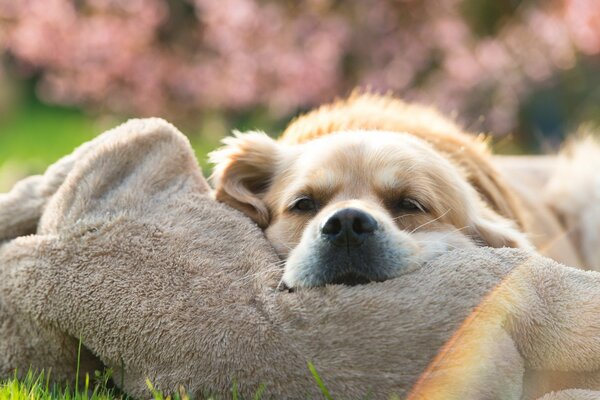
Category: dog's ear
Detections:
[
  {"x1": 209, "y1": 131, "x2": 280, "y2": 228},
  {"x1": 469, "y1": 205, "x2": 532, "y2": 250}
]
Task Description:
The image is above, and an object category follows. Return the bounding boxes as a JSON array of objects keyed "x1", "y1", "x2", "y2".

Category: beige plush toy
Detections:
[{"x1": 1, "y1": 119, "x2": 600, "y2": 399}]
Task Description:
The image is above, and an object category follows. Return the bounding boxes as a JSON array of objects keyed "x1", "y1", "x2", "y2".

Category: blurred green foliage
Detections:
[
  {"x1": 0, "y1": 89, "x2": 99, "y2": 166},
  {"x1": 0, "y1": 82, "x2": 226, "y2": 190}
]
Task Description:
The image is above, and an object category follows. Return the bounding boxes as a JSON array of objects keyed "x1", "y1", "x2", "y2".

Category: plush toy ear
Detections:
[
  {"x1": 209, "y1": 131, "x2": 280, "y2": 228},
  {"x1": 469, "y1": 205, "x2": 532, "y2": 250}
]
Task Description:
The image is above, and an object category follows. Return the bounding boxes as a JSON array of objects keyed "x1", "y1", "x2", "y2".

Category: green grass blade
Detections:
[
  {"x1": 231, "y1": 379, "x2": 239, "y2": 400},
  {"x1": 75, "y1": 334, "x2": 83, "y2": 392},
  {"x1": 252, "y1": 383, "x2": 266, "y2": 400},
  {"x1": 307, "y1": 362, "x2": 333, "y2": 400}
]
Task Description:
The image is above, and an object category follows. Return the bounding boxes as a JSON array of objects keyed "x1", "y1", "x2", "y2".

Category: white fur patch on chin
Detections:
[{"x1": 281, "y1": 223, "x2": 322, "y2": 288}]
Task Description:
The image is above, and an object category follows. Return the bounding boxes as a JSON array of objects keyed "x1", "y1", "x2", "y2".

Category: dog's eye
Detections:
[
  {"x1": 291, "y1": 197, "x2": 317, "y2": 212},
  {"x1": 397, "y1": 198, "x2": 426, "y2": 213}
]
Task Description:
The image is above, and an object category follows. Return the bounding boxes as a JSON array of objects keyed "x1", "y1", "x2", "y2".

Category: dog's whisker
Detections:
[
  {"x1": 409, "y1": 209, "x2": 451, "y2": 234},
  {"x1": 410, "y1": 225, "x2": 471, "y2": 238},
  {"x1": 434, "y1": 226, "x2": 472, "y2": 239},
  {"x1": 414, "y1": 242, "x2": 463, "y2": 251},
  {"x1": 282, "y1": 243, "x2": 297, "y2": 251}
]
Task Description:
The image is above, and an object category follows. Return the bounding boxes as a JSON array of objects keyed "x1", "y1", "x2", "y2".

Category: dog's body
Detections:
[
  {"x1": 493, "y1": 155, "x2": 583, "y2": 266},
  {"x1": 211, "y1": 93, "x2": 595, "y2": 288}
]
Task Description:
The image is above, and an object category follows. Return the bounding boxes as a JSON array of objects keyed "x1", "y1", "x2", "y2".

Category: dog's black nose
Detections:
[{"x1": 321, "y1": 208, "x2": 378, "y2": 247}]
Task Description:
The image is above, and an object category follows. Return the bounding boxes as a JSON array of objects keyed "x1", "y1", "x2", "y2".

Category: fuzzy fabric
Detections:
[{"x1": 1, "y1": 119, "x2": 600, "y2": 399}]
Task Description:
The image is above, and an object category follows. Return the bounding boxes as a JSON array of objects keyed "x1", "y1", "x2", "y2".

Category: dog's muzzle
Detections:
[
  {"x1": 314, "y1": 207, "x2": 381, "y2": 286},
  {"x1": 280, "y1": 206, "x2": 413, "y2": 290}
]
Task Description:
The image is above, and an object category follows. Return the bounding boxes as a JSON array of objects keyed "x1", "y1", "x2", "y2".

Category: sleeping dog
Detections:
[{"x1": 210, "y1": 93, "x2": 592, "y2": 289}]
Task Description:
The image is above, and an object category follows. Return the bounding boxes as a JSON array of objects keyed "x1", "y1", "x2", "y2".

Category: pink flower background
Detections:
[{"x1": 0, "y1": 0, "x2": 599, "y2": 139}]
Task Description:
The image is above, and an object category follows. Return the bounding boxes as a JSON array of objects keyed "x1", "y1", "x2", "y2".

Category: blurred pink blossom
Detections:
[{"x1": 0, "y1": 0, "x2": 598, "y2": 133}]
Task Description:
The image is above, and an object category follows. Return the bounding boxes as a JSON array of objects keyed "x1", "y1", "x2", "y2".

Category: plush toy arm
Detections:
[
  {"x1": 0, "y1": 154, "x2": 76, "y2": 242},
  {"x1": 0, "y1": 235, "x2": 104, "y2": 381},
  {"x1": 409, "y1": 260, "x2": 600, "y2": 399}
]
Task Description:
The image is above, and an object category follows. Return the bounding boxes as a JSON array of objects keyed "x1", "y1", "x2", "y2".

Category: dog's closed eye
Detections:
[
  {"x1": 394, "y1": 198, "x2": 427, "y2": 213},
  {"x1": 290, "y1": 196, "x2": 319, "y2": 213}
]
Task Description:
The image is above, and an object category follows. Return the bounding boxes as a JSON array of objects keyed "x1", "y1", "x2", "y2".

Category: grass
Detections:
[
  {"x1": 0, "y1": 364, "x2": 339, "y2": 400},
  {"x1": 0, "y1": 370, "x2": 118, "y2": 400},
  {"x1": 0, "y1": 335, "x2": 340, "y2": 400},
  {"x1": 0, "y1": 336, "x2": 120, "y2": 400}
]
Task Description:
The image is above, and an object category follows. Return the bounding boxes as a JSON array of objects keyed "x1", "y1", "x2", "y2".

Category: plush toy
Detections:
[{"x1": 1, "y1": 118, "x2": 600, "y2": 399}]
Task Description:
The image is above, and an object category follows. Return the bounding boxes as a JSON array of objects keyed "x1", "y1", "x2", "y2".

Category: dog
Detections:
[{"x1": 210, "y1": 93, "x2": 594, "y2": 289}]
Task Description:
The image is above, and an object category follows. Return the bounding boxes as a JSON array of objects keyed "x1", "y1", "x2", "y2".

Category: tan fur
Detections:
[
  {"x1": 211, "y1": 93, "x2": 584, "y2": 280},
  {"x1": 281, "y1": 92, "x2": 527, "y2": 227}
]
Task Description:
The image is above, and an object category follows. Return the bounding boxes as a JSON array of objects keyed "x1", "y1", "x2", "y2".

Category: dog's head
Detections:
[{"x1": 210, "y1": 130, "x2": 530, "y2": 289}]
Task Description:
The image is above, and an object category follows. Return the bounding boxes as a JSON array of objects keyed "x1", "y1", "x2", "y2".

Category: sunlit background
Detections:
[{"x1": 1, "y1": 0, "x2": 599, "y2": 191}]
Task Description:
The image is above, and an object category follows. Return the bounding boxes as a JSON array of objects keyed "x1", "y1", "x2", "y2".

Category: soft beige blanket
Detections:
[{"x1": 1, "y1": 119, "x2": 600, "y2": 399}]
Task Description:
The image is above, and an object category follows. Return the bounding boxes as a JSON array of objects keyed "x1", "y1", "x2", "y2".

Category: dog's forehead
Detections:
[
  {"x1": 267, "y1": 130, "x2": 470, "y2": 219},
  {"x1": 268, "y1": 130, "x2": 463, "y2": 203},
  {"x1": 290, "y1": 130, "x2": 445, "y2": 178}
]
